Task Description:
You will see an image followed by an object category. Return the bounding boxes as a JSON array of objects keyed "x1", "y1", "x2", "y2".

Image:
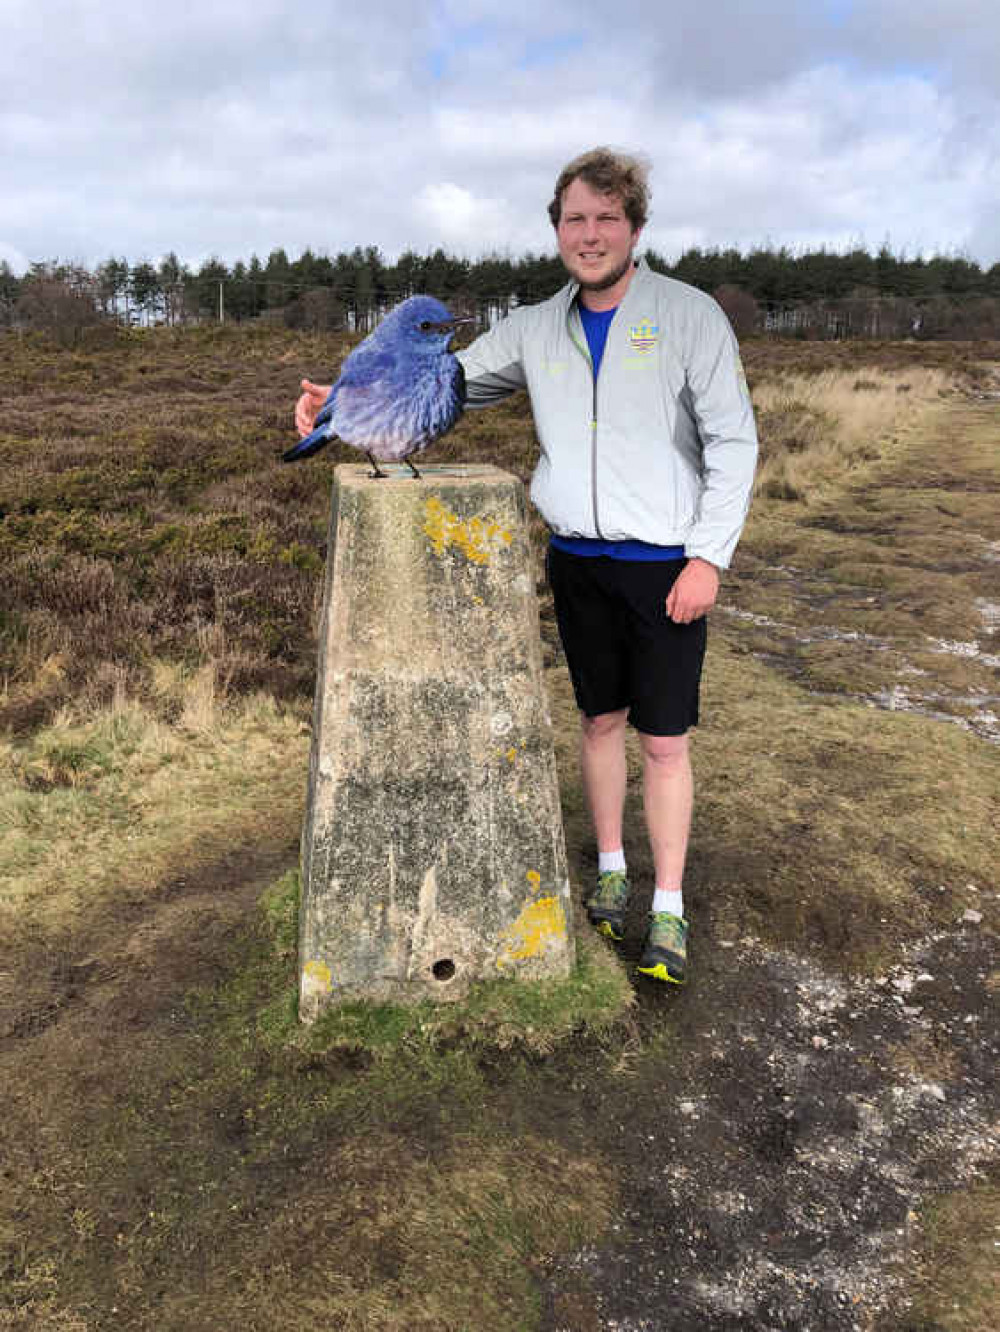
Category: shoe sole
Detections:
[
  {"x1": 636, "y1": 962, "x2": 685, "y2": 985},
  {"x1": 592, "y1": 919, "x2": 624, "y2": 942}
]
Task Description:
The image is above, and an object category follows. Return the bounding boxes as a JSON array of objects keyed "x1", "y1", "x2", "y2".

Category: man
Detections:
[{"x1": 296, "y1": 148, "x2": 758, "y2": 984}]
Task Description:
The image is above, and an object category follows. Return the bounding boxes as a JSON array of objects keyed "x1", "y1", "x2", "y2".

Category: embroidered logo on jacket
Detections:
[{"x1": 628, "y1": 319, "x2": 659, "y2": 354}]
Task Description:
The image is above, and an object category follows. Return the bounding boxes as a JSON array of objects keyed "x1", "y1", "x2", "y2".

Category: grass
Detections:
[
  {"x1": 752, "y1": 365, "x2": 954, "y2": 501},
  {"x1": 1, "y1": 851, "x2": 628, "y2": 1330},
  {"x1": 1, "y1": 324, "x2": 998, "y2": 1329},
  {"x1": 898, "y1": 1173, "x2": 1000, "y2": 1332},
  {"x1": 690, "y1": 638, "x2": 997, "y2": 971},
  {"x1": 0, "y1": 671, "x2": 309, "y2": 934}
]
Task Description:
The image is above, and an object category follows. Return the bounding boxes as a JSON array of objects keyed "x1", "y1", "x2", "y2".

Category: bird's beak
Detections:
[{"x1": 429, "y1": 317, "x2": 475, "y2": 332}]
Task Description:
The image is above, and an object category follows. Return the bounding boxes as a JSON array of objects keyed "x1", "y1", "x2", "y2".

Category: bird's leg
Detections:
[
  {"x1": 404, "y1": 457, "x2": 422, "y2": 480},
  {"x1": 365, "y1": 452, "x2": 388, "y2": 479}
]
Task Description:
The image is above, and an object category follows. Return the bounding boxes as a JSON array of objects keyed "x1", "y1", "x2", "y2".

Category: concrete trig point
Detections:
[{"x1": 298, "y1": 463, "x2": 575, "y2": 1021}]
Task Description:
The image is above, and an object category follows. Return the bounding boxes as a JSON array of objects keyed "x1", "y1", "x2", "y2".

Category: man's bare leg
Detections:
[
  {"x1": 580, "y1": 708, "x2": 632, "y2": 938},
  {"x1": 633, "y1": 730, "x2": 693, "y2": 982},
  {"x1": 579, "y1": 708, "x2": 630, "y2": 852},
  {"x1": 638, "y1": 731, "x2": 693, "y2": 894}
]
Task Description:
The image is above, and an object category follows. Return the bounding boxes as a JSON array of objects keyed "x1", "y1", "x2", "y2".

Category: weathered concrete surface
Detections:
[{"x1": 298, "y1": 463, "x2": 574, "y2": 1019}]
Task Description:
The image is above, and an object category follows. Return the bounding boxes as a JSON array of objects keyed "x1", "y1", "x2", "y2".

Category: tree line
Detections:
[{"x1": 3, "y1": 241, "x2": 1000, "y2": 344}]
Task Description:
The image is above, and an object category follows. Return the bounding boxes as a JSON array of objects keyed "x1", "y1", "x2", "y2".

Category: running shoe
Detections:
[
  {"x1": 636, "y1": 911, "x2": 688, "y2": 984},
  {"x1": 584, "y1": 871, "x2": 630, "y2": 941}
]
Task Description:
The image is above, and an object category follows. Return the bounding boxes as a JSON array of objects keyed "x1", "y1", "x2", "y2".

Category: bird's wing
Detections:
[
  {"x1": 335, "y1": 347, "x2": 396, "y2": 390},
  {"x1": 284, "y1": 348, "x2": 406, "y2": 463},
  {"x1": 311, "y1": 342, "x2": 392, "y2": 427}
]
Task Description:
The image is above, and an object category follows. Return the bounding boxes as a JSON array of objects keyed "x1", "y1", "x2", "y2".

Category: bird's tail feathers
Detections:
[{"x1": 282, "y1": 425, "x2": 332, "y2": 463}]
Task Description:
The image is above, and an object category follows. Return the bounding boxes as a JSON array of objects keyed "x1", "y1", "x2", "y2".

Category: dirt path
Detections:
[{"x1": 533, "y1": 924, "x2": 998, "y2": 1330}]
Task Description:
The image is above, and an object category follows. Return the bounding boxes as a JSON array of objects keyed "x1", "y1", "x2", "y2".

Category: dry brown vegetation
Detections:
[{"x1": 1, "y1": 325, "x2": 998, "y2": 1330}]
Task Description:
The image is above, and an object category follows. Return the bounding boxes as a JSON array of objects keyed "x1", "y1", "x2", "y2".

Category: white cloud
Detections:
[
  {"x1": 1, "y1": 0, "x2": 998, "y2": 269},
  {"x1": 0, "y1": 241, "x2": 29, "y2": 275},
  {"x1": 415, "y1": 184, "x2": 492, "y2": 244}
]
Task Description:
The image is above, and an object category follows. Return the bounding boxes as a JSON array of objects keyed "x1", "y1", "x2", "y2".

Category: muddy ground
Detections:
[
  {"x1": 1, "y1": 356, "x2": 997, "y2": 1330},
  {"x1": 537, "y1": 921, "x2": 998, "y2": 1330}
]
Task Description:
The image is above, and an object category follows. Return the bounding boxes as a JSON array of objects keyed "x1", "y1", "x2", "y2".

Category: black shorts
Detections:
[{"x1": 546, "y1": 545, "x2": 707, "y2": 736}]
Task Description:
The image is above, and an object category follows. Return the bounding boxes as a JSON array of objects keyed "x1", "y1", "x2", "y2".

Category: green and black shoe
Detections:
[
  {"x1": 584, "y1": 871, "x2": 630, "y2": 941},
  {"x1": 636, "y1": 911, "x2": 689, "y2": 984}
]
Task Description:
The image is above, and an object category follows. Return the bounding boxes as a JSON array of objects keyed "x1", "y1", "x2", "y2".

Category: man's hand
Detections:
[
  {"x1": 666, "y1": 557, "x2": 720, "y2": 624},
  {"x1": 295, "y1": 379, "x2": 332, "y2": 437}
]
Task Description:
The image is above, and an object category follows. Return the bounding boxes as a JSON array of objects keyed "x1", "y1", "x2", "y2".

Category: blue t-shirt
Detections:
[
  {"x1": 578, "y1": 303, "x2": 616, "y2": 378},
  {"x1": 551, "y1": 300, "x2": 685, "y2": 562}
]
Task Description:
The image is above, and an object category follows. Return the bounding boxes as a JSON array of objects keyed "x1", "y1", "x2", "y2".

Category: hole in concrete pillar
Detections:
[{"x1": 432, "y1": 959, "x2": 456, "y2": 982}]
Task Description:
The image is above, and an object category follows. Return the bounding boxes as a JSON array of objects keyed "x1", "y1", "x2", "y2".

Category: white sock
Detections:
[
  {"x1": 652, "y1": 888, "x2": 684, "y2": 918},
  {"x1": 598, "y1": 849, "x2": 627, "y2": 874}
]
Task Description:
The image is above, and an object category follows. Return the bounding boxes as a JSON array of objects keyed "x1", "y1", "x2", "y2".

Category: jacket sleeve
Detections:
[
  {"x1": 455, "y1": 312, "x2": 528, "y2": 408},
  {"x1": 682, "y1": 300, "x2": 758, "y2": 569}
]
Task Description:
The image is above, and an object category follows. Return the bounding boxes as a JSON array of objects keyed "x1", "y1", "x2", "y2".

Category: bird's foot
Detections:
[
  {"x1": 365, "y1": 452, "x2": 388, "y2": 479},
  {"x1": 404, "y1": 458, "x2": 422, "y2": 480}
]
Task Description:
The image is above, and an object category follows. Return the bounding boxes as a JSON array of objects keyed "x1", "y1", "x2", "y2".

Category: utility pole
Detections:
[{"x1": 218, "y1": 280, "x2": 225, "y2": 324}]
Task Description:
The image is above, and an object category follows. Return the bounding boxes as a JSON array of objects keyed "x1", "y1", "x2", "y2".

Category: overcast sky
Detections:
[{"x1": 3, "y1": 0, "x2": 999, "y2": 275}]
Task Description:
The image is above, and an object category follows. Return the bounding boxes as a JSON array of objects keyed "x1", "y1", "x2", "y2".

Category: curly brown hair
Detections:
[{"x1": 547, "y1": 147, "x2": 650, "y2": 232}]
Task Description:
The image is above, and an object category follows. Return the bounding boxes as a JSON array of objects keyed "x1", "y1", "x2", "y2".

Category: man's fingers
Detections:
[
  {"x1": 665, "y1": 560, "x2": 719, "y2": 623},
  {"x1": 295, "y1": 393, "x2": 319, "y2": 437},
  {"x1": 295, "y1": 381, "x2": 334, "y2": 436}
]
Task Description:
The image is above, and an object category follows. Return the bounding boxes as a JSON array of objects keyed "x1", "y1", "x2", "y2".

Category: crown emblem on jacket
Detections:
[{"x1": 628, "y1": 319, "x2": 659, "y2": 353}]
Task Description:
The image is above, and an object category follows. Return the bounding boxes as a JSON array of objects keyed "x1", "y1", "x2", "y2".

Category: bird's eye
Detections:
[{"x1": 419, "y1": 320, "x2": 433, "y2": 331}]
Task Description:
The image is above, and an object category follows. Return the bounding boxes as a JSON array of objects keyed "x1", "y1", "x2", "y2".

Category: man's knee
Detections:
[
  {"x1": 639, "y1": 730, "x2": 690, "y2": 771},
  {"x1": 580, "y1": 708, "x2": 629, "y2": 744}
]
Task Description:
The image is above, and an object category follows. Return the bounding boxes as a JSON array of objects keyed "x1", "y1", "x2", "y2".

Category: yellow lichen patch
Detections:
[
  {"x1": 525, "y1": 870, "x2": 541, "y2": 888},
  {"x1": 506, "y1": 747, "x2": 517, "y2": 764},
  {"x1": 423, "y1": 497, "x2": 513, "y2": 565},
  {"x1": 302, "y1": 959, "x2": 333, "y2": 996},
  {"x1": 496, "y1": 894, "x2": 566, "y2": 967}
]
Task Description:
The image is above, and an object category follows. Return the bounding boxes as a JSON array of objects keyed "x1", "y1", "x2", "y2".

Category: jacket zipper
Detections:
[{"x1": 567, "y1": 317, "x2": 603, "y2": 538}]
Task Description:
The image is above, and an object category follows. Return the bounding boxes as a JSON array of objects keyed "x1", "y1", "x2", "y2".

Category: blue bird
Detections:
[{"x1": 283, "y1": 295, "x2": 469, "y2": 478}]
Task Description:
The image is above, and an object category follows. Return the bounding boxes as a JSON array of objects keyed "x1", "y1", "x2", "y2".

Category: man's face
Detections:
[{"x1": 555, "y1": 177, "x2": 641, "y2": 293}]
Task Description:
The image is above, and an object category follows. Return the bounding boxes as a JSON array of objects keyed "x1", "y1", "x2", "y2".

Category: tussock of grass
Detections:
[
  {"x1": 753, "y1": 367, "x2": 954, "y2": 500},
  {"x1": 0, "y1": 669, "x2": 308, "y2": 931},
  {"x1": 253, "y1": 870, "x2": 634, "y2": 1059},
  {"x1": 900, "y1": 1173, "x2": 1000, "y2": 1332}
]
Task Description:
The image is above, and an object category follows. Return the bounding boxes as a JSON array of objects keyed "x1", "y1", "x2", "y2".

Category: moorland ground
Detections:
[{"x1": 1, "y1": 326, "x2": 998, "y2": 1330}]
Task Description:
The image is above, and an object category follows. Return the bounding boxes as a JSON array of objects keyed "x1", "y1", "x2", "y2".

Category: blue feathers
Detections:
[{"x1": 284, "y1": 296, "x2": 467, "y2": 470}]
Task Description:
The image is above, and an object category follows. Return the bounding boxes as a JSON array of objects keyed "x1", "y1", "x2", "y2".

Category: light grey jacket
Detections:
[{"x1": 456, "y1": 258, "x2": 758, "y2": 569}]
